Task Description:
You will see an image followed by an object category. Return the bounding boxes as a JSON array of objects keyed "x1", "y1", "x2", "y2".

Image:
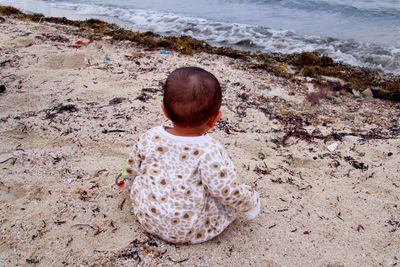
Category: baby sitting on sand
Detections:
[{"x1": 122, "y1": 67, "x2": 260, "y2": 244}]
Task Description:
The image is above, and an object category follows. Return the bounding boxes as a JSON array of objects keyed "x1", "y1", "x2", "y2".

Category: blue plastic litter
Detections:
[
  {"x1": 159, "y1": 50, "x2": 171, "y2": 55},
  {"x1": 104, "y1": 55, "x2": 112, "y2": 63}
]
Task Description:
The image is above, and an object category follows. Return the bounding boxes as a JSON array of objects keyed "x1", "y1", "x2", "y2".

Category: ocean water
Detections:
[{"x1": 1, "y1": 0, "x2": 400, "y2": 74}]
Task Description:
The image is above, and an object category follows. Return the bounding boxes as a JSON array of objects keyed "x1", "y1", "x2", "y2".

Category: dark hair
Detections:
[{"x1": 163, "y1": 67, "x2": 222, "y2": 127}]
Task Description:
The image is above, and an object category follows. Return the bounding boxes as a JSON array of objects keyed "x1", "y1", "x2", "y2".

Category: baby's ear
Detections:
[
  {"x1": 207, "y1": 111, "x2": 222, "y2": 128},
  {"x1": 161, "y1": 103, "x2": 170, "y2": 120}
]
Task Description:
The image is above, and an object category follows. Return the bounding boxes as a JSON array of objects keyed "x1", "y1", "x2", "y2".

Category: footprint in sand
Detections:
[
  {"x1": 44, "y1": 52, "x2": 86, "y2": 69},
  {"x1": 14, "y1": 36, "x2": 37, "y2": 47},
  {"x1": 0, "y1": 183, "x2": 27, "y2": 204},
  {"x1": 0, "y1": 183, "x2": 44, "y2": 204},
  {"x1": 291, "y1": 157, "x2": 318, "y2": 169}
]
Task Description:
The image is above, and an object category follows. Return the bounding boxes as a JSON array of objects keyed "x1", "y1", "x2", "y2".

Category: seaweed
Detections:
[
  {"x1": 45, "y1": 104, "x2": 78, "y2": 119},
  {"x1": 344, "y1": 156, "x2": 369, "y2": 170},
  {"x1": 0, "y1": 6, "x2": 23, "y2": 16}
]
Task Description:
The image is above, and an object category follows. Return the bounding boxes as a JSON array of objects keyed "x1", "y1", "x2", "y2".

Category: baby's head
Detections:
[{"x1": 163, "y1": 67, "x2": 222, "y2": 129}]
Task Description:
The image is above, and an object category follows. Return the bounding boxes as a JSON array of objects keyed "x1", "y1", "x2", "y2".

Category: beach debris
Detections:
[
  {"x1": 361, "y1": 88, "x2": 374, "y2": 98},
  {"x1": 64, "y1": 178, "x2": 73, "y2": 185},
  {"x1": 387, "y1": 216, "x2": 399, "y2": 232},
  {"x1": 70, "y1": 36, "x2": 93, "y2": 47},
  {"x1": 327, "y1": 142, "x2": 339, "y2": 152},
  {"x1": 115, "y1": 164, "x2": 127, "y2": 184},
  {"x1": 383, "y1": 259, "x2": 398, "y2": 267},
  {"x1": 373, "y1": 89, "x2": 400, "y2": 102},
  {"x1": 74, "y1": 187, "x2": 90, "y2": 201},
  {"x1": 235, "y1": 39, "x2": 255, "y2": 47},
  {"x1": 258, "y1": 152, "x2": 266, "y2": 160},
  {"x1": 326, "y1": 263, "x2": 345, "y2": 267},
  {"x1": 31, "y1": 220, "x2": 49, "y2": 240},
  {"x1": 136, "y1": 92, "x2": 152, "y2": 102},
  {"x1": 93, "y1": 169, "x2": 108, "y2": 178},
  {"x1": 159, "y1": 50, "x2": 171, "y2": 55},
  {"x1": 321, "y1": 76, "x2": 345, "y2": 86},
  {"x1": 109, "y1": 97, "x2": 125, "y2": 105},
  {"x1": 89, "y1": 183, "x2": 99, "y2": 190},
  {"x1": 0, "y1": 59, "x2": 13, "y2": 67},
  {"x1": 110, "y1": 220, "x2": 118, "y2": 233},
  {"x1": 118, "y1": 237, "x2": 166, "y2": 263},
  {"x1": 115, "y1": 164, "x2": 128, "y2": 189},
  {"x1": 26, "y1": 256, "x2": 40, "y2": 264},
  {"x1": 101, "y1": 129, "x2": 130, "y2": 134},
  {"x1": 45, "y1": 103, "x2": 78, "y2": 119},
  {"x1": 306, "y1": 83, "x2": 333, "y2": 105},
  {"x1": 0, "y1": 157, "x2": 16, "y2": 165},
  {"x1": 356, "y1": 224, "x2": 365, "y2": 232},
  {"x1": 104, "y1": 55, "x2": 112, "y2": 63},
  {"x1": 117, "y1": 180, "x2": 125, "y2": 188},
  {"x1": 41, "y1": 33, "x2": 69, "y2": 43},
  {"x1": 125, "y1": 51, "x2": 143, "y2": 60},
  {"x1": 253, "y1": 162, "x2": 271, "y2": 175},
  {"x1": 118, "y1": 240, "x2": 141, "y2": 262},
  {"x1": 337, "y1": 212, "x2": 344, "y2": 221},
  {"x1": 270, "y1": 177, "x2": 283, "y2": 184},
  {"x1": 53, "y1": 220, "x2": 67, "y2": 225},
  {"x1": 51, "y1": 155, "x2": 62, "y2": 164},
  {"x1": 352, "y1": 89, "x2": 361, "y2": 98},
  {"x1": 142, "y1": 87, "x2": 163, "y2": 94},
  {"x1": 71, "y1": 223, "x2": 103, "y2": 235},
  {"x1": 119, "y1": 198, "x2": 126, "y2": 210},
  {"x1": 0, "y1": 84, "x2": 5, "y2": 94},
  {"x1": 168, "y1": 257, "x2": 189, "y2": 264},
  {"x1": 66, "y1": 237, "x2": 73, "y2": 247},
  {"x1": 217, "y1": 119, "x2": 245, "y2": 134},
  {"x1": 344, "y1": 156, "x2": 368, "y2": 170}
]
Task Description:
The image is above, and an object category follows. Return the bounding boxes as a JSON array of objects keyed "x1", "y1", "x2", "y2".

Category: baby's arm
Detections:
[
  {"x1": 127, "y1": 144, "x2": 141, "y2": 177},
  {"x1": 119, "y1": 143, "x2": 141, "y2": 187},
  {"x1": 200, "y1": 145, "x2": 261, "y2": 220}
]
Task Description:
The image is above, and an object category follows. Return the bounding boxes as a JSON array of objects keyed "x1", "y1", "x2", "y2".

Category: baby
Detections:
[{"x1": 123, "y1": 67, "x2": 260, "y2": 244}]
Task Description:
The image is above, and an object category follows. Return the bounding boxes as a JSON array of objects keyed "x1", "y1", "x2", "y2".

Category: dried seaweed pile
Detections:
[{"x1": 218, "y1": 83, "x2": 400, "y2": 144}]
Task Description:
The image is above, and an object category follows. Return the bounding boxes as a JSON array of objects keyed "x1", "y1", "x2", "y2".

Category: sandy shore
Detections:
[{"x1": 0, "y1": 17, "x2": 399, "y2": 267}]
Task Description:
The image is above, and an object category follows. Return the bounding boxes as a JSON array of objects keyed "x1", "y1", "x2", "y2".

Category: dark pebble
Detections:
[
  {"x1": 0, "y1": 84, "x2": 6, "y2": 94},
  {"x1": 109, "y1": 97, "x2": 125, "y2": 105},
  {"x1": 388, "y1": 152, "x2": 393, "y2": 157}
]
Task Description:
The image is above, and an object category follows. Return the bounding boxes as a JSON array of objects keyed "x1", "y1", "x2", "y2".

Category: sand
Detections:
[{"x1": 0, "y1": 17, "x2": 399, "y2": 267}]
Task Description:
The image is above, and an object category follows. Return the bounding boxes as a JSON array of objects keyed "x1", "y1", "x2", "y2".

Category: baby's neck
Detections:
[{"x1": 166, "y1": 124, "x2": 209, "y2": 137}]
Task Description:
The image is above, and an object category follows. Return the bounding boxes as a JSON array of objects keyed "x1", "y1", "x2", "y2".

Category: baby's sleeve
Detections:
[
  {"x1": 122, "y1": 142, "x2": 142, "y2": 185},
  {"x1": 199, "y1": 144, "x2": 261, "y2": 220}
]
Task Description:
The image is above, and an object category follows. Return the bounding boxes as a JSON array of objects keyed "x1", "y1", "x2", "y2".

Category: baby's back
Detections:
[{"x1": 129, "y1": 126, "x2": 256, "y2": 244}]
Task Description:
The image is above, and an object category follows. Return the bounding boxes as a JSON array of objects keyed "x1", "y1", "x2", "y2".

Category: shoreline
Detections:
[
  {"x1": 2, "y1": 0, "x2": 399, "y2": 72},
  {"x1": 1, "y1": 5, "x2": 399, "y2": 102},
  {"x1": 0, "y1": 6, "x2": 399, "y2": 267}
]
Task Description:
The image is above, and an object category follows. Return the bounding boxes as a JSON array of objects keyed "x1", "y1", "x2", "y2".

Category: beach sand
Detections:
[{"x1": 0, "y1": 18, "x2": 399, "y2": 266}]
